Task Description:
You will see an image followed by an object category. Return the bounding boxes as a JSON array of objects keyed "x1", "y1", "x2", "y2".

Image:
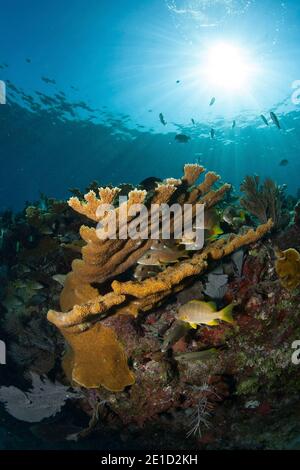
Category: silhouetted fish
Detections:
[
  {"x1": 260, "y1": 114, "x2": 269, "y2": 126},
  {"x1": 232, "y1": 120, "x2": 236, "y2": 129},
  {"x1": 159, "y1": 113, "x2": 167, "y2": 126},
  {"x1": 209, "y1": 97, "x2": 216, "y2": 106},
  {"x1": 175, "y1": 134, "x2": 190, "y2": 143},
  {"x1": 191, "y1": 118, "x2": 195, "y2": 125},
  {"x1": 210, "y1": 128, "x2": 215, "y2": 139},
  {"x1": 279, "y1": 159, "x2": 289, "y2": 166},
  {"x1": 41, "y1": 76, "x2": 56, "y2": 85},
  {"x1": 270, "y1": 111, "x2": 281, "y2": 129}
]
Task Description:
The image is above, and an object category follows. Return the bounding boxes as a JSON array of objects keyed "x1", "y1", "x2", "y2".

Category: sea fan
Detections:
[{"x1": 0, "y1": 372, "x2": 82, "y2": 423}]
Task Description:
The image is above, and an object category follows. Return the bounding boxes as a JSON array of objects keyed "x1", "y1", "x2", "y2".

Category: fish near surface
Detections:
[
  {"x1": 260, "y1": 114, "x2": 269, "y2": 126},
  {"x1": 176, "y1": 300, "x2": 235, "y2": 327},
  {"x1": 270, "y1": 111, "x2": 281, "y2": 129},
  {"x1": 159, "y1": 113, "x2": 167, "y2": 126}
]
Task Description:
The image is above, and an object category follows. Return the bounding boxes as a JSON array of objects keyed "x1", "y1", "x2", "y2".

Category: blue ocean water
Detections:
[
  {"x1": 0, "y1": 0, "x2": 300, "y2": 210},
  {"x1": 1, "y1": 0, "x2": 300, "y2": 451}
]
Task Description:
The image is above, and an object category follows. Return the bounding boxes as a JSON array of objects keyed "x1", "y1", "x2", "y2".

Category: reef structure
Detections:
[{"x1": 47, "y1": 164, "x2": 273, "y2": 392}]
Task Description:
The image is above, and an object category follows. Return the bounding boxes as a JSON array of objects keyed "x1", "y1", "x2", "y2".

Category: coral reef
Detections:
[
  {"x1": 46, "y1": 165, "x2": 273, "y2": 391},
  {"x1": 1, "y1": 166, "x2": 300, "y2": 449}
]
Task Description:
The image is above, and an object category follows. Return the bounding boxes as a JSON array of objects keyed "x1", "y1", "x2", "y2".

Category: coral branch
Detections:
[{"x1": 112, "y1": 220, "x2": 273, "y2": 300}]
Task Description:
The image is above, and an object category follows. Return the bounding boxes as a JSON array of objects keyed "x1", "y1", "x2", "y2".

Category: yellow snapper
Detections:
[{"x1": 176, "y1": 300, "x2": 235, "y2": 328}]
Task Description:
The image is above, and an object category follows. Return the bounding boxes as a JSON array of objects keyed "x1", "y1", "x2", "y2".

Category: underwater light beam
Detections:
[{"x1": 204, "y1": 42, "x2": 257, "y2": 92}]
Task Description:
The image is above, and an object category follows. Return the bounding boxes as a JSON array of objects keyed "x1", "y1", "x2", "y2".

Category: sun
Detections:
[{"x1": 204, "y1": 42, "x2": 255, "y2": 92}]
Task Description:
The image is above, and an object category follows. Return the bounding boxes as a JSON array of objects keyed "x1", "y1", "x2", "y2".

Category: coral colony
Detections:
[{"x1": 1, "y1": 163, "x2": 300, "y2": 447}]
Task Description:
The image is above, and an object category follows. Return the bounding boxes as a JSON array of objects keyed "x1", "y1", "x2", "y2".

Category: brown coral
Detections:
[
  {"x1": 47, "y1": 164, "x2": 274, "y2": 391},
  {"x1": 62, "y1": 322, "x2": 135, "y2": 391},
  {"x1": 112, "y1": 220, "x2": 273, "y2": 300}
]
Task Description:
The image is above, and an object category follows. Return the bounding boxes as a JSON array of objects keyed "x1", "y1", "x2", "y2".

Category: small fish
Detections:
[
  {"x1": 41, "y1": 76, "x2": 56, "y2": 85},
  {"x1": 176, "y1": 80, "x2": 180, "y2": 84},
  {"x1": 260, "y1": 114, "x2": 269, "y2": 126},
  {"x1": 270, "y1": 111, "x2": 281, "y2": 129},
  {"x1": 209, "y1": 97, "x2": 216, "y2": 106},
  {"x1": 279, "y1": 159, "x2": 289, "y2": 167},
  {"x1": 174, "y1": 348, "x2": 218, "y2": 362},
  {"x1": 52, "y1": 274, "x2": 67, "y2": 286},
  {"x1": 133, "y1": 264, "x2": 161, "y2": 281},
  {"x1": 181, "y1": 209, "x2": 223, "y2": 247},
  {"x1": 210, "y1": 128, "x2": 215, "y2": 139},
  {"x1": 191, "y1": 118, "x2": 195, "y2": 125},
  {"x1": 138, "y1": 244, "x2": 188, "y2": 267},
  {"x1": 161, "y1": 320, "x2": 192, "y2": 352},
  {"x1": 26, "y1": 58, "x2": 31, "y2": 63},
  {"x1": 204, "y1": 208, "x2": 223, "y2": 241},
  {"x1": 175, "y1": 134, "x2": 190, "y2": 143},
  {"x1": 232, "y1": 120, "x2": 236, "y2": 129},
  {"x1": 159, "y1": 113, "x2": 167, "y2": 126},
  {"x1": 176, "y1": 300, "x2": 235, "y2": 327},
  {"x1": 222, "y1": 206, "x2": 246, "y2": 226}
]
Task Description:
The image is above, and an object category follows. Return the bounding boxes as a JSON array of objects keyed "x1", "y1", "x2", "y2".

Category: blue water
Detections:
[{"x1": 0, "y1": 0, "x2": 300, "y2": 210}]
